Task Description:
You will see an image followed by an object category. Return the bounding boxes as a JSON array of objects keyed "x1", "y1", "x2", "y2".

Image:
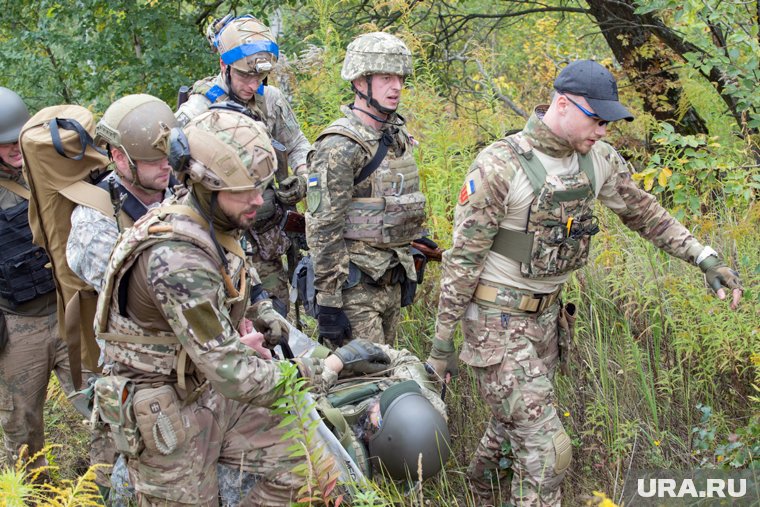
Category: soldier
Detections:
[
  {"x1": 305, "y1": 32, "x2": 432, "y2": 347},
  {"x1": 93, "y1": 108, "x2": 388, "y2": 506},
  {"x1": 0, "y1": 88, "x2": 99, "y2": 473},
  {"x1": 427, "y1": 60, "x2": 743, "y2": 506},
  {"x1": 176, "y1": 14, "x2": 311, "y2": 316},
  {"x1": 67, "y1": 94, "x2": 178, "y2": 293}
]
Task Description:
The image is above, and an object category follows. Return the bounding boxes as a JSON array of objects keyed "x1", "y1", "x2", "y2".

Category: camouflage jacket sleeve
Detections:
[
  {"x1": 263, "y1": 86, "x2": 311, "y2": 172},
  {"x1": 435, "y1": 142, "x2": 514, "y2": 343},
  {"x1": 306, "y1": 134, "x2": 368, "y2": 308},
  {"x1": 144, "y1": 241, "x2": 286, "y2": 407},
  {"x1": 66, "y1": 205, "x2": 119, "y2": 293},
  {"x1": 595, "y1": 142, "x2": 704, "y2": 263}
]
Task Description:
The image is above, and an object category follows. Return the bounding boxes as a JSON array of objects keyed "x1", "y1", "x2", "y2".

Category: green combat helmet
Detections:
[
  {"x1": 340, "y1": 32, "x2": 412, "y2": 82},
  {"x1": 368, "y1": 381, "x2": 451, "y2": 481},
  {"x1": 341, "y1": 32, "x2": 412, "y2": 115},
  {"x1": 177, "y1": 109, "x2": 276, "y2": 192},
  {"x1": 94, "y1": 94, "x2": 177, "y2": 191},
  {"x1": 0, "y1": 87, "x2": 31, "y2": 144}
]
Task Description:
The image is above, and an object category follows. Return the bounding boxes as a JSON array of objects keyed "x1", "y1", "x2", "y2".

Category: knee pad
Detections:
[{"x1": 552, "y1": 429, "x2": 572, "y2": 474}]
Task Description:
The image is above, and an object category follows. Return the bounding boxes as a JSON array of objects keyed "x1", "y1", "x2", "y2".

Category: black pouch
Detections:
[
  {"x1": 557, "y1": 302, "x2": 577, "y2": 375},
  {"x1": 400, "y1": 275, "x2": 417, "y2": 307}
]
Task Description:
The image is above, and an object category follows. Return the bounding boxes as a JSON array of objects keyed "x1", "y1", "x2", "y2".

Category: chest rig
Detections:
[
  {"x1": 0, "y1": 179, "x2": 55, "y2": 306},
  {"x1": 492, "y1": 133, "x2": 599, "y2": 278},
  {"x1": 318, "y1": 117, "x2": 426, "y2": 247},
  {"x1": 96, "y1": 202, "x2": 248, "y2": 389}
]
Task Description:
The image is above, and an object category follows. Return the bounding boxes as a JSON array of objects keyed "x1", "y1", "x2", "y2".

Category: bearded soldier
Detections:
[
  {"x1": 176, "y1": 14, "x2": 311, "y2": 317},
  {"x1": 428, "y1": 60, "x2": 743, "y2": 506},
  {"x1": 306, "y1": 32, "x2": 433, "y2": 347},
  {"x1": 93, "y1": 108, "x2": 388, "y2": 506}
]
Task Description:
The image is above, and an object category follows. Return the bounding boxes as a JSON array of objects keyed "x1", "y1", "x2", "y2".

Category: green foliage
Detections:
[
  {"x1": 634, "y1": 122, "x2": 758, "y2": 219},
  {"x1": 272, "y1": 360, "x2": 344, "y2": 506},
  {"x1": 691, "y1": 404, "x2": 760, "y2": 469}
]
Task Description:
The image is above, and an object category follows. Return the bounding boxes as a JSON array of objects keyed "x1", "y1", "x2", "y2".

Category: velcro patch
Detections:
[
  {"x1": 458, "y1": 170, "x2": 482, "y2": 205},
  {"x1": 183, "y1": 301, "x2": 224, "y2": 344}
]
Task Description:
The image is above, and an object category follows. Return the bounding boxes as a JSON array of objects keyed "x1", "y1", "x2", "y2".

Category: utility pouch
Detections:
[
  {"x1": 94, "y1": 376, "x2": 143, "y2": 458},
  {"x1": 400, "y1": 275, "x2": 417, "y2": 308},
  {"x1": 133, "y1": 385, "x2": 186, "y2": 456},
  {"x1": 557, "y1": 303, "x2": 576, "y2": 375}
]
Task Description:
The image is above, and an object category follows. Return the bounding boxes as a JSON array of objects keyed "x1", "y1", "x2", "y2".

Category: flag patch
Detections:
[
  {"x1": 458, "y1": 177, "x2": 476, "y2": 205},
  {"x1": 308, "y1": 175, "x2": 319, "y2": 188}
]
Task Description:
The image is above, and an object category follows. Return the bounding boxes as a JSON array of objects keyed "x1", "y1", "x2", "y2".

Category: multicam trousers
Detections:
[
  {"x1": 129, "y1": 384, "x2": 305, "y2": 507},
  {"x1": 0, "y1": 312, "x2": 114, "y2": 482},
  {"x1": 341, "y1": 281, "x2": 401, "y2": 346},
  {"x1": 250, "y1": 253, "x2": 290, "y2": 318},
  {"x1": 464, "y1": 302, "x2": 572, "y2": 507}
]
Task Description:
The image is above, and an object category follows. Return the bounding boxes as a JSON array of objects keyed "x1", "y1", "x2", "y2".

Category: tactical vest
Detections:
[
  {"x1": 0, "y1": 179, "x2": 56, "y2": 307},
  {"x1": 96, "y1": 202, "x2": 249, "y2": 390},
  {"x1": 318, "y1": 118, "x2": 426, "y2": 247},
  {"x1": 491, "y1": 132, "x2": 598, "y2": 278}
]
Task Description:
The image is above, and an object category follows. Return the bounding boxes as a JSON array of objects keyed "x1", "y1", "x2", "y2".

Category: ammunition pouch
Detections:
[
  {"x1": 94, "y1": 376, "x2": 143, "y2": 458},
  {"x1": 133, "y1": 385, "x2": 186, "y2": 456}
]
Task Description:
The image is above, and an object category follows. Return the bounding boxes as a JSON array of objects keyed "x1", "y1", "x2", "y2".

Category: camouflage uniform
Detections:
[
  {"x1": 176, "y1": 76, "x2": 311, "y2": 311},
  {"x1": 305, "y1": 105, "x2": 422, "y2": 345},
  {"x1": 95, "y1": 192, "x2": 333, "y2": 506},
  {"x1": 435, "y1": 108, "x2": 706, "y2": 505},
  {"x1": 0, "y1": 168, "x2": 106, "y2": 471}
]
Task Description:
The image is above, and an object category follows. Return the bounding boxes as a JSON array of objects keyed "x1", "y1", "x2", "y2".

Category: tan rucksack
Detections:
[{"x1": 19, "y1": 105, "x2": 118, "y2": 388}]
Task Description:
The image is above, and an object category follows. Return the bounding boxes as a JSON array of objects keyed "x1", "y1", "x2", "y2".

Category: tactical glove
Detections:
[
  {"x1": 333, "y1": 339, "x2": 390, "y2": 375},
  {"x1": 317, "y1": 305, "x2": 352, "y2": 347},
  {"x1": 251, "y1": 299, "x2": 289, "y2": 349},
  {"x1": 275, "y1": 175, "x2": 307, "y2": 205},
  {"x1": 698, "y1": 253, "x2": 743, "y2": 293},
  {"x1": 425, "y1": 338, "x2": 458, "y2": 380}
]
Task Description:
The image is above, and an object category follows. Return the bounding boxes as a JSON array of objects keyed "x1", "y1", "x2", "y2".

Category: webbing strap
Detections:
[
  {"x1": 49, "y1": 117, "x2": 107, "y2": 161},
  {"x1": 99, "y1": 332, "x2": 179, "y2": 346},
  {"x1": 321, "y1": 406, "x2": 356, "y2": 451},
  {"x1": 59, "y1": 180, "x2": 120, "y2": 221},
  {"x1": 354, "y1": 130, "x2": 393, "y2": 186},
  {"x1": 0, "y1": 178, "x2": 30, "y2": 200}
]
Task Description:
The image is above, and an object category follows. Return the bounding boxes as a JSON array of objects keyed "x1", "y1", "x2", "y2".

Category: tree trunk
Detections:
[{"x1": 585, "y1": 0, "x2": 708, "y2": 136}]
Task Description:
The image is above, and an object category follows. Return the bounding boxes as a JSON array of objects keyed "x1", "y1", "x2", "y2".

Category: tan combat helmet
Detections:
[
  {"x1": 95, "y1": 94, "x2": 177, "y2": 163},
  {"x1": 179, "y1": 109, "x2": 276, "y2": 192},
  {"x1": 341, "y1": 32, "x2": 412, "y2": 82},
  {"x1": 214, "y1": 15, "x2": 279, "y2": 76}
]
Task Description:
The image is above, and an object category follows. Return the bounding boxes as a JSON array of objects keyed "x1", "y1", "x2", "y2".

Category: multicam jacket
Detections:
[
  {"x1": 305, "y1": 105, "x2": 421, "y2": 308},
  {"x1": 95, "y1": 193, "x2": 328, "y2": 402},
  {"x1": 435, "y1": 106, "x2": 705, "y2": 347}
]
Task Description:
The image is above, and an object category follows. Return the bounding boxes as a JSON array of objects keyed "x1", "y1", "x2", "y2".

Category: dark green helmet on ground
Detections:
[
  {"x1": 0, "y1": 87, "x2": 30, "y2": 144},
  {"x1": 368, "y1": 381, "x2": 451, "y2": 481}
]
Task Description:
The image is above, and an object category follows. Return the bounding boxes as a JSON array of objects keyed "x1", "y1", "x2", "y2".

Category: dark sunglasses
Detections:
[{"x1": 563, "y1": 95, "x2": 609, "y2": 127}]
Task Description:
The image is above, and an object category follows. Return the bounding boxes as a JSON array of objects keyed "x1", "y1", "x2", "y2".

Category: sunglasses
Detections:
[{"x1": 563, "y1": 95, "x2": 609, "y2": 127}]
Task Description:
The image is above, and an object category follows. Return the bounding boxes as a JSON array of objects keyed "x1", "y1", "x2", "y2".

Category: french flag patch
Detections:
[{"x1": 458, "y1": 177, "x2": 476, "y2": 205}]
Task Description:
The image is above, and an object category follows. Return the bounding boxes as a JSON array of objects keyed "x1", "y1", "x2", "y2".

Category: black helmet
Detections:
[{"x1": 368, "y1": 381, "x2": 451, "y2": 481}]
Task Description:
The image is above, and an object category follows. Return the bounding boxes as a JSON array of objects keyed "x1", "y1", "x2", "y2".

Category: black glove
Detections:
[
  {"x1": 413, "y1": 236, "x2": 438, "y2": 250},
  {"x1": 317, "y1": 305, "x2": 352, "y2": 347},
  {"x1": 333, "y1": 339, "x2": 390, "y2": 375}
]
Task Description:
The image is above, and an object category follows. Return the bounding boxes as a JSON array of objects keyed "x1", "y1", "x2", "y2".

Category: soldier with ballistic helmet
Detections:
[
  {"x1": 92, "y1": 107, "x2": 389, "y2": 506},
  {"x1": 176, "y1": 14, "x2": 311, "y2": 317},
  {"x1": 429, "y1": 60, "x2": 743, "y2": 506},
  {"x1": 305, "y1": 32, "x2": 435, "y2": 347},
  {"x1": 0, "y1": 87, "x2": 107, "y2": 477}
]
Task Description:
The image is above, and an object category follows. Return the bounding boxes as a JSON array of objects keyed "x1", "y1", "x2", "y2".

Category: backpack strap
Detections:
[
  {"x1": 0, "y1": 178, "x2": 30, "y2": 200},
  {"x1": 58, "y1": 180, "x2": 134, "y2": 228}
]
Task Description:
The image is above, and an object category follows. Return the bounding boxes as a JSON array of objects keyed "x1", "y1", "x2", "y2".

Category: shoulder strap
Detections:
[
  {"x1": 354, "y1": 130, "x2": 393, "y2": 186},
  {"x1": 504, "y1": 136, "x2": 546, "y2": 197},
  {"x1": 0, "y1": 178, "x2": 30, "y2": 200},
  {"x1": 578, "y1": 152, "x2": 596, "y2": 191}
]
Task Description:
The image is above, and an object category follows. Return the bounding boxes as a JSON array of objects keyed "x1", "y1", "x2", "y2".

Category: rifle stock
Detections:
[{"x1": 411, "y1": 240, "x2": 443, "y2": 262}]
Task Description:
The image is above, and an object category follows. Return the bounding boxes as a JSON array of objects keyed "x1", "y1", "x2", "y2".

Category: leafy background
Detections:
[{"x1": 1, "y1": 0, "x2": 758, "y2": 505}]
